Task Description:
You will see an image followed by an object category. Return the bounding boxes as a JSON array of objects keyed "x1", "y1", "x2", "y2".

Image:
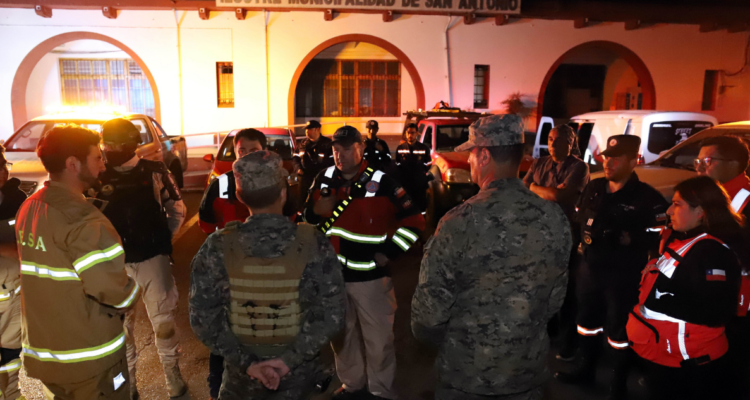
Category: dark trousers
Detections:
[
  {"x1": 208, "y1": 352, "x2": 224, "y2": 398},
  {"x1": 556, "y1": 248, "x2": 580, "y2": 356},
  {"x1": 726, "y1": 317, "x2": 750, "y2": 398},
  {"x1": 639, "y1": 355, "x2": 742, "y2": 400}
]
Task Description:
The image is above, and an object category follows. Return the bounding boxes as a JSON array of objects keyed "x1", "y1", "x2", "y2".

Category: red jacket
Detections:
[
  {"x1": 198, "y1": 171, "x2": 250, "y2": 234},
  {"x1": 303, "y1": 161, "x2": 425, "y2": 282},
  {"x1": 627, "y1": 231, "x2": 740, "y2": 368},
  {"x1": 721, "y1": 173, "x2": 750, "y2": 316}
]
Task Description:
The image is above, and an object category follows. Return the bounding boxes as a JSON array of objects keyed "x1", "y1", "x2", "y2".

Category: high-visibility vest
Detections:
[
  {"x1": 222, "y1": 222, "x2": 314, "y2": 357},
  {"x1": 627, "y1": 233, "x2": 729, "y2": 368},
  {"x1": 727, "y1": 186, "x2": 750, "y2": 317}
]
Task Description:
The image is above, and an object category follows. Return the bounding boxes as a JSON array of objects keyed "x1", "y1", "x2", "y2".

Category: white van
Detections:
[{"x1": 533, "y1": 111, "x2": 718, "y2": 170}]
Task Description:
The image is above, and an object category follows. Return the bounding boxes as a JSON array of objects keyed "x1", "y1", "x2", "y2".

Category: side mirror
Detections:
[{"x1": 203, "y1": 154, "x2": 215, "y2": 163}]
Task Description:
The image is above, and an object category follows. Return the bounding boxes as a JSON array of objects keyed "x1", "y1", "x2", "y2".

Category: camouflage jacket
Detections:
[
  {"x1": 189, "y1": 213, "x2": 346, "y2": 371},
  {"x1": 411, "y1": 178, "x2": 572, "y2": 396}
]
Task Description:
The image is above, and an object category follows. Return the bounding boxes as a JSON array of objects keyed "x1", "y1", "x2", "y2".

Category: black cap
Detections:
[
  {"x1": 601, "y1": 135, "x2": 641, "y2": 158},
  {"x1": 332, "y1": 126, "x2": 363, "y2": 147},
  {"x1": 305, "y1": 120, "x2": 321, "y2": 130},
  {"x1": 101, "y1": 118, "x2": 141, "y2": 146},
  {"x1": 366, "y1": 120, "x2": 379, "y2": 130}
]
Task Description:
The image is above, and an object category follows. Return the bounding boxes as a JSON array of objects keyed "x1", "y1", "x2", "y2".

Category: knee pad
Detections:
[{"x1": 154, "y1": 322, "x2": 176, "y2": 340}]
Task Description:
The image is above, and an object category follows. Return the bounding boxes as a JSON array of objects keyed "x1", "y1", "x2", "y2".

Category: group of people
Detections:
[{"x1": 0, "y1": 109, "x2": 747, "y2": 400}]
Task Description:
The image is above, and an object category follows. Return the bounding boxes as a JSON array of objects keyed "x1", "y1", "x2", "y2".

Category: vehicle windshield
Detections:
[
  {"x1": 6, "y1": 120, "x2": 104, "y2": 152},
  {"x1": 435, "y1": 125, "x2": 470, "y2": 152},
  {"x1": 654, "y1": 132, "x2": 750, "y2": 171},
  {"x1": 648, "y1": 121, "x2": 713, "y2": 155},
  {"x1": 218, "y1": 134, "x2": 294, "y2": 161}
]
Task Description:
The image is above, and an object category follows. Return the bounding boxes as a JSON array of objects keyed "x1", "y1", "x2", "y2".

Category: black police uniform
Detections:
[
  {"x1": 293, "y1": 135, "x2": 334, "y2": 195},
  {"x1": 395, "y1": 141, "x2": 431, "y2": 211},
  {"x1": 363, "y1": 137, "x2": 391, "y2": 171}
]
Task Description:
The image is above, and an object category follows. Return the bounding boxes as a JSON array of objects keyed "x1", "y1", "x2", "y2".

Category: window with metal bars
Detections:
[
  {"x1": 474, "y1": 65, "x2": 490, "y2": 109},
  {"x1": 295, "y1": 60, "x2": 400, "y2": 118},
  {"x1": 59, "y1": 59, "x2": 155, "y2": 117},
  {"x1": 216, "y1": 62, "x2": 235, "y2": 108}
]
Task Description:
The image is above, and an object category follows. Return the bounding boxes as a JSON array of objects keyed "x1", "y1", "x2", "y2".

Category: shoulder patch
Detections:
[{"x1": 366, "y1": 181, "x2": 380, "y2": 193}]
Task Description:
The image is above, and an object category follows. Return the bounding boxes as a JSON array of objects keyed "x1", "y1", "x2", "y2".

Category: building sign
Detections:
[{"x1": 217, "y1": 0, "x2": 520, "y2": 14}]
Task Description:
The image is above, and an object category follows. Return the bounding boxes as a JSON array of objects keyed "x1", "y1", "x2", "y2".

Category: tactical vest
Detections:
[
  {"x1": 97, "y1": 160, "x2": 172, "y2": 263},
  {"x1": 223, "y1": 222, "x2": 315, "y2": 357}
]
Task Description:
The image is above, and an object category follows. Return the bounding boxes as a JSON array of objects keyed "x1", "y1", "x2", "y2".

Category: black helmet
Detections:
[{"x1": 101, "y1": 118, "x2": 141, "y2": 147}]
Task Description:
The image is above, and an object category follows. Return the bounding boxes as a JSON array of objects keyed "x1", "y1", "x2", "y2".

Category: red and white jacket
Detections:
[
  {"x1": 721, "y1": 173, "x2": 750, "y2": 316},
  {"x1": 627, "y1": 231, "x2": 740, "y2": 368}
]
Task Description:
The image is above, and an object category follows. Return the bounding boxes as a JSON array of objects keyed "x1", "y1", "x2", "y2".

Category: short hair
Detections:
[
  {"x1": 406, "y1": 123, "x2": 418, "y2": 131},
  {"x1": 485, "y1": 144, "x2": 525, "y2": 166},
  {"x1": 37, "y1": 124, "x2": 101, "y2": 174},
  {"x1": 234, "y1": 128, "x2": 267, "y2": 149},
  {"x1": 551, "y1": 124, "x2": 576, "y2": 143},
  {"x1": 701, "y1": 136, "x2": 749, "y2": 173},
  {"x1": 237, "y1": 183, "x2": 285, "y2": 209}
]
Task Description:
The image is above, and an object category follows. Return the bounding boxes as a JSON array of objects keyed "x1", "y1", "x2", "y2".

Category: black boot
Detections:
[
  {"x1": 555, "y1": 334, "x2": 599, "y2": 385},
  {"x1": 606, "y1": 347, "x2": 633, "y2": 400}
]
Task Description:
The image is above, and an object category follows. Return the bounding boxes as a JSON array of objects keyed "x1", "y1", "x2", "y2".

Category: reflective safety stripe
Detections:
[
  {"x1": 326, "y1": 227, "x2": 387, "y2": 244},
  {"x1": 608, "y1": 338, "x2": 629, "y2": 349},
  {"x1": 114, "y1": 282, "x2": 140, "y2": 309},
  {"x1": 364, "y1": 171, "x2": 385, "y2": 198},
  {"x1": 413, "y1": 150, "x2": 426, "y2": 154},
  {"x1": 7, "y1": 220, "x2": 14, "y2": 226},
  {"x1": 320, "y1": 183, "x2": 329, "y2": 190},
  {"x1": 218, "y1": 174, "x2": 230, "y2": 199},
  {"x1": 0, "y1": 286, "x2": 19, "y2": 302},
  {"x1": 640, "y1": 306, "x2": 690, "y2": 360},
  {"x1": 336, "y1": 255, "x2": 377, "y2": 271},
  {"x1": 392, "y1": 235, "x2": 410, "y2": 251},
  {"x1": 318, "y1": 153, "x2": 325, "y2": 157},
  {"x1": 21, "y1": 262, "x2": 79, "y2": 281},
  {"x1": 396, "y1": 227, "x2": 419, "y2": 243},
  {"x1": 23, "y1": 332, "x2": 126, "y2": 363},
  {"x1": 577, "y1": 326, "x2": 604, "y2": 336},
  {"x1": 731, "y1": 189, "x2": 750, "y2": 213},
  {"x1": 73, "y1": 244, "x2": 125, "y2": 274},
  {"x1": 324, "y1": 166, "x2": 335, "y2": 179},
  {"x1": 0, "y1": 359, "x2": 20, "y2": 373},
  {"x1": 655, "y1": 234, "x2": 707, "y2": 278},
  {"x1": 398, "y1": 150, "x2": 410, "y2": 154}
]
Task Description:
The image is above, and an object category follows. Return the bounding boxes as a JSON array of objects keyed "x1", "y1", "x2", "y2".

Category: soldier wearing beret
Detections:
[
  {"x1": 411, "y1": 114, "x2": 572, "y2": 400},
  {"x1": 189, "y1": 151, "x2": 346, "y2": 400},
  {"x1": 556, "y1": 135, "x2": 669, "y2": 400}
]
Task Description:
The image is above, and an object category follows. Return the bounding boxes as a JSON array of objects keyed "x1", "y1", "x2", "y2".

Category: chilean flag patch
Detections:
[{"x1": 706, "y1": 269, "x2": 726, "y2": 281}]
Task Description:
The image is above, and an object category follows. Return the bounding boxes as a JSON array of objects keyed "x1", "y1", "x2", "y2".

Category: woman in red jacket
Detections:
[{"x1": 627, "y1": 176, "x2": 743, "y2": 400}]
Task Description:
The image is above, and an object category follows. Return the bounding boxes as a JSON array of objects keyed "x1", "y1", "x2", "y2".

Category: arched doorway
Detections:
[
  {"x1": 12, "y1": 31, "x2": 160, "y2": 130},
  {"x1": 537, "y1": 41, "x2": 655, "y2": 124},
  {"x1": 287, "y1": 34, "x2": 425, "y2": 131}
]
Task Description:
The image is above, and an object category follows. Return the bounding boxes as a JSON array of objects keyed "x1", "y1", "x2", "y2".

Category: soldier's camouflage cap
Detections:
[
  {"x1": 455, "y1": 114, "x2": 525, "y2": 152},
  {"x1": 232, "y1": 150, "x2": 289, "y2": 192}
]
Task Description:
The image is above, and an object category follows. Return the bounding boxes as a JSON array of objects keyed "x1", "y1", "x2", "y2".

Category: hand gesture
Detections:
[{"x1": 247, "y1": 362, "x2": 280, "y2": 390}]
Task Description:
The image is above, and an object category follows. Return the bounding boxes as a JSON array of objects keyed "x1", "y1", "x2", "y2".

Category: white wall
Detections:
[{"x1": 0, "y1": 8, "x2": 748, "y2": 141}]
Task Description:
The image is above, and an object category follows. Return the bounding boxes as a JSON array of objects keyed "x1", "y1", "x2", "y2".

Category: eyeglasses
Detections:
[
  {"x1": 0, "y1": 162, "x2": 12, "y2": 171},
  {"x1": 693, "y1": 157, "x2": 733, "y2": 168}
]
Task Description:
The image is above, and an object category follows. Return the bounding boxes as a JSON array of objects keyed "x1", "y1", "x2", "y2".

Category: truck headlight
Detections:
[{"x1": 445, "y1": 168, "x2": 472, "y2": 183}]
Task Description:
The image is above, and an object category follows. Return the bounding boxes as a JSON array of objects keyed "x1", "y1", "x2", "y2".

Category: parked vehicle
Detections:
[
  {"x1": 5, "y1": 109, "x2": 188, "y2": 194},
  {"x1": 533, "y1": 111, "x2": 717, "y2": 171},
  {"x1": 590, "y1": 121, "x2": 750, "y2": 201}
]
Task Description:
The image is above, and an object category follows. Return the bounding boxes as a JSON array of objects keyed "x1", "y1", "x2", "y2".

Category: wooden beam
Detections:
[
  {"x1": 234, "y1": 7, "x2": 246, "y2": 20},
  {"x1": 728, "y1": 23, "x2": 750, "y2": 33},
  {"x1": 624, "y1": 19, "x2": 640, "y2": 30},
  {"x1": 574, "y1": 17, "x2": 589, "y2": 29},
  {"x1": 495, "y1": 14, "x2": 509, "y2": 26},
  {"x1": 102, "y1": 6, "x2": 116, "y2": 19},
  {"x1": 700, "y1": 22, "x2": 721, "y2": 33},
  {"x1": 34, "y1": 4, "x2": 51, "y2": 17},
  {"x1": 198, "y1": 7, "x2": 208, "y2": 20},
  {"x1": 382, "y1": 10, "x2": 392, "y2": 22},
  {"x1": 463, "y1": 13, "x2": 475, "y2": 25},
  {"x1": 324, "y1": 8, "x2": 333, "y2": 21}
]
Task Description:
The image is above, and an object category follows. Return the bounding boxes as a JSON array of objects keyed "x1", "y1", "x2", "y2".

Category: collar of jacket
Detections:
[
  {"x1": 46, "y1": 180, "x2": 86, "y2": 199},
  {"x1": 486, "y1": 177, "x2": 524, "y2": 191},
  {"x1": 722, "y1": 173, "x2": 750, "y2": 198}
]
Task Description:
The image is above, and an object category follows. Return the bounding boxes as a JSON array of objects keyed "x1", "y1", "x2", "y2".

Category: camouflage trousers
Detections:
[
  {"x1": 435, "y1": 386, "x2": 544, "y2": 400},
  {"x1": 219, "y1": 359, "x2": 323, "y2": 400}
]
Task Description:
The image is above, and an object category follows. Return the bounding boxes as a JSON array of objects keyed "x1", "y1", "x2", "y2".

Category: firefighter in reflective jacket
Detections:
[
  {"x1": 94, "y1": 118, "x2": 187, "y2": 399},
  {"x1": 556, "y1": 135, "x2": 669, "y2": 400},
  {"x1": 16, "y1": 125, "x2": 139, "y2": 399},
  {"x1": 395, "y1": 123, "x2": 432, "y2": 211},
  {"x1": 626, "y1": 176, "x2": 741, "y2": 400},
  {"x1": 303, "y1": 126, "x2": 424, "y2": 400}
]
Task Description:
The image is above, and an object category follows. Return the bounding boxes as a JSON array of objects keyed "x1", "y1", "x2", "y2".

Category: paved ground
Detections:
[{"x1": 20, "y1": 192, "x2": 652, "y2": 400}]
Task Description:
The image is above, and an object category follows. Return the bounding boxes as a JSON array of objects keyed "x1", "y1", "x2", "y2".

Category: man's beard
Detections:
[{"x1": 78, "y1": 167, "x2": 100, "y2": 191}]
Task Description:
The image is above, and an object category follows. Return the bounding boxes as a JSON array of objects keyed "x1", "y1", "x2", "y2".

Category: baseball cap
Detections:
[
  {"x1": 366, "y1": 120, "x2": 379, "y2": 130},
  {"x1": 232, "y1": 151, "x2": 289, "y2": 192},
  {"x1": 455, "y1": 114, "x2": 524, "y2": 152},
  {"x1": 332, "y1": 126, "x2": 363, "y2": 147},
  {"x1": 305, "y1": 120, "x2": 321, "y2": 130},
  {"x1": 101, "y1": 118, "x2": 142, "y2": 146},
  {"x1": 601, "y1": 135, "x2": 641, "y2": 158}
]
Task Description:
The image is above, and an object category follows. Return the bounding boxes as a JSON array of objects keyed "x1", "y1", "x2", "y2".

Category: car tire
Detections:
[{"x1": 169, "y1": 162, "x2": 184, "y2": 189}]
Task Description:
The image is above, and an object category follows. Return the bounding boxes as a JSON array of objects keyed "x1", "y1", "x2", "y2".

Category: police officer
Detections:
[
  {"x1": 16, "y1": 124, "x2": 139, "y2": 399},
  {"x1": 189, "y1": 151, "x2": 346, "y2": 399},
  {"x1": 396, "y1": 123, "x2": 432, "y2": 211},
  {"x1": 412, "y1": 114, "x2": 571, "y2": 400},
  {"x1": 293, "y1": 120, "x2": 334, "y2": 194},
  {"x1": 364, "y1": 120, "x2": 392, "y2": 171},
  {"x1": 95, "y1": 118, "x2": 187, "y2": 399},
  {"x1": 556, "y1": 135, "x2": 669, "y2": 400},
  {"x1": 0, "y1": 147, "x2": 26, "y2": 400}
]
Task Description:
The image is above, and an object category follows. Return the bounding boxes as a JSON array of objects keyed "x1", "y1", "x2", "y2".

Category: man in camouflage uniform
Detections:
[
  {"x1": 189, "y1": 151, "x2": 346, "y2": 399},
  {"x1": 411, "y1": 114, "x2": 572, "y2": 400}
]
